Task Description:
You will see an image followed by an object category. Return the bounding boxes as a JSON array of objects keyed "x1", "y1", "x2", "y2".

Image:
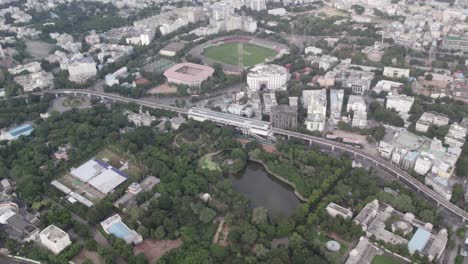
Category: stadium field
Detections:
[{"x1": 202, "y1": 42, "x2": 277, "y2": 67}]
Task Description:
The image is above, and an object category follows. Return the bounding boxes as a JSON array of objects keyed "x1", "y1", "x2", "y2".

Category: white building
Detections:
[
  {"x1": 8, "y1": 61, "x2": 42, "y2": 75},
  {"x1": 13, "y1": 71, "x2": 54, "y2": 92},
  {"x1": 305, "y1": 46, "x2": 323, "y2": 55},
  {"x1": 249, "y1": 0, "x2": 266, "y2": 11},
  {"x1": 247, "y1": 64, "x2": 289, "y2": 95},
  {"x1": 304, "y1": 89, "x2": 327, "y2": 132},
  {"x1": 68, "y1": 57, "x2": 97, "y2": 84},
  {"x1": 160, "y1": 18, "x2": 189, "y2": 35},
  {"x1": 125, "y1": 27, "x2": 155, "y2": 46},
  {"x1": 383, "y1": 67, "x2": 410, "y2": 79},
  {"x1": 267, "y1": 8, "x2": 286, "y2": 16},
  {"x1": 211, "y1": 2, "x2": 231, "y2": 20},
  {"x1": 414, "y1": 153, "x2": 433, "y2": 175},
  {"x1": 326, "y1": 202, "x2": 353, "y2": 220},
  {"x1": 386, "y1": 93, "x2": 414, "y2": 117},
  {"x1": 39, "y1": 225, "x2": 72, "y2": 255},
  {"x1": 415, "y1": 112, "x2": 450, "y2": 133},
  {"x1": 444, "y1": 123, "x2": 467, "y2": 148},
  {"x1": 127, "y1": 108, "x2": 156, "y2": 127},
  {"x1": 347, "y1": 95, "x2": 367, "y2": 128},
  {"x1": 352, "y1": 110, "x2": 368, "y2": 128},
  {"x1": 373, "y1": 80, "x2": 403, "y2": 94}
]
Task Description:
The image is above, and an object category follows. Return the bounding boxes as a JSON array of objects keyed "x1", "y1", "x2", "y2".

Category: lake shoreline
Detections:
[{"x1": 249, "y1": 158, "x2": 308, "y2": 203}]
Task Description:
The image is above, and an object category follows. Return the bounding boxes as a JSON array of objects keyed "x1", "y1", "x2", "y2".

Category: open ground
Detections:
[
  {"x1": 134, "y1": 239, "x2": 183, "y2": 263},
  {"x1": 202, "y1": 42, "x2": 277, "y2": 67}
]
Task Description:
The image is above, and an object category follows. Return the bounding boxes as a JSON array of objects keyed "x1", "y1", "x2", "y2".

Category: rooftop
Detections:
[
  {"x1": 408, "y1": 228, "x2": 431, "y2": 253},
  {"x1": 163, "y1": 62, "x2": 214, "y2": 83},
  {"x1": 40, "y1": 225, "x2": 68, "y2": 241},
  {"x1": 160, "y1": 42, "x2": 185, "y2": 53}
]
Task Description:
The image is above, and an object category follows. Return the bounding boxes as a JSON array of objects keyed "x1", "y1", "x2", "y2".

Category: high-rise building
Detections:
[
  {"x1": 270, "y1": 105, "x2": 298, "y2": 129},
  {"x1": 249, "y1": 0, "x2": 266, "y2": 11}
]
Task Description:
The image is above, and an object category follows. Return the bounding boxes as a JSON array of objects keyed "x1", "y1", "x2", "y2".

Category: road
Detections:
[
  {"x1": 272, "y1": 128, "x2": 468, "y2": 222},
  {"x1": 37, "y1": 89, "x2": 468, "y2": 221}
]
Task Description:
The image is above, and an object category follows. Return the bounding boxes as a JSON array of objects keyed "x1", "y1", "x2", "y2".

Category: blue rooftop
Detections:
[
  {"x1": 408, "y1": 228, "x2": 431, "y2": 254},
  {"x1": 8, "y1": 124, "x2": 34, "y2": 138}
]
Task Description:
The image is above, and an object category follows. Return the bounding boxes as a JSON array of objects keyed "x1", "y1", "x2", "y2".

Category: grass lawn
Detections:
[
  {"x1": 371, "y1": 255, "x2": 402, "y2": 264},
  {"x1": 202, "y1": 43, "x2": 277, "y2": 67},
  {"x1": 199, "y1": 155, "x2": 221, "y2": 171}
]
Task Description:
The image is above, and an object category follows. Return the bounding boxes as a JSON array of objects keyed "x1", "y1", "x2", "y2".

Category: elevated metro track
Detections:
[{"x1": 35, "y1": 89, "x2": 468, "y2": 221}]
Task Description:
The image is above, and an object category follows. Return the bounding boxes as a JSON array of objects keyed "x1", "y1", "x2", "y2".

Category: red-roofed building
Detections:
[{"x1": 163, "y1": 62, "x2": 214, "y2": 88}]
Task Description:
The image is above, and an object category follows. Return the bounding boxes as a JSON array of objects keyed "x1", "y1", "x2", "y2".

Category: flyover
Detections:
[
  {"x1": 44, "y1": 89, "x2": 468, "y2": 221},
  {"x1": 46, "y1": 89, "x2": 188, "y2": 114}
]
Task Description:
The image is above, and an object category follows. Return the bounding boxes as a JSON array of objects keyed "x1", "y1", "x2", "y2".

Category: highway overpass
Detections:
[{"x1": 44, "y1": 89, "x2": 468, "y2": 221}]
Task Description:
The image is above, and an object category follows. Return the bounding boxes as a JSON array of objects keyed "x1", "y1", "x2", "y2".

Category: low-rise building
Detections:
[
  {"x1": 425, "y1": 174, "x2": 452, "y2": 200},
  {"x1": 362, "y1": 42, "x2": 385, "y2": 62},
  {"x1": 326, "y1": 202, "x2": 353, "y2": 220},
  {"x1": 101, "y1": 214, "x2": 142, "y2": 244},
  {"x1": 8, "y1": 61, "x2": 41, "y2": 75},
  {"x1": 159, "y1": 42, "x2": 185, "y2": 57},
  {"x1": 353, "y1": 199, "x2": 448, "y2": 262},
  {"x1": 127, "y1": 108, "x2": 156, "y2": 127},
  {"x1": 13, "y1": 70, "x2": 54, "y2": 92},
  {"x1": 0, "y1": 124, "x2": 34, "y2": 141},
  {"x1": 383, "y1": 67, "x2": 410, "y2": 79},
  {"x1": 373, "y1": 80, "x2": 403, "y2": 94},
  {"x1": 386, "y1": 93, "x2": 414, "y2": 118},
  {"x1": 304, "y1": 46, "x2": 323, "y2": 55},
  {"x1": 39, "y1": 225, "x2": 71, "y2": 254},
  {"x1": 415, "y1": 112, "x2": 450, "y2": 133}
]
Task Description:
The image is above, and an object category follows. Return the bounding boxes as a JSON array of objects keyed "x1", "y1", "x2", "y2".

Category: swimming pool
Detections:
[{"x1": 108, "y1": 222, "x2": 133, "y2": 239}]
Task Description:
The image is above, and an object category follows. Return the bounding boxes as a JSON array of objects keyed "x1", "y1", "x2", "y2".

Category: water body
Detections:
[{"x1": 227, "y1": 161, "x2": 301, "y2": 217}]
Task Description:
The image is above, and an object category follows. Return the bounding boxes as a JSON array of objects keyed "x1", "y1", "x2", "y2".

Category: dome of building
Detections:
[{"x1": 325, "y1": 240, "x2": 341, "y2": 252}]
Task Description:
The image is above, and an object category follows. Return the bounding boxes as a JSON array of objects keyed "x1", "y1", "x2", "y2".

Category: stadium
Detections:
[{"x1": 189, "y1": 35, "x2": 289, "y2": 74}]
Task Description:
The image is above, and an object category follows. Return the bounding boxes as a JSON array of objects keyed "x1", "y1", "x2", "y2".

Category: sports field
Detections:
[{"x1": 202, "y1": 43, "x2": 277, "y2": 67}]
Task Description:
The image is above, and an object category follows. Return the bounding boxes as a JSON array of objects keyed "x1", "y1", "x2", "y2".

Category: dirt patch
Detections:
[
  {"x1": 147, "y1": 82, "x2": 177, "y2": 94},
  {"x1": 72, "y1": 249, "x2": 105, "y2": 264},
  {"x1": 134, "y1": 239, "x2": 183, "y2": 263},
  {"x1": 213, "y1": 217, "x2": 229, "y2": 246},
  {"x1": 25, "y1": 40, "x2": 55, "y2": 59}
]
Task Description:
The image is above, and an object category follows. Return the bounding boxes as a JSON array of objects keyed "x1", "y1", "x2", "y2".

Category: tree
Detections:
[
  {"x1": 199, "y1": 207, "x2": 217, "y2": 223},
  {"x1": 351, "y1": 5, "x2": 365, "y2": 15},
  {"x1": 241, "y1": 226, "x2": 259, "y2": 245},
  {"x1": 424, "y1": 74, "x2": 433, "y2": 81},
  {"x1": 252, "y1": 207, "x2": 268, "y2": 226}
]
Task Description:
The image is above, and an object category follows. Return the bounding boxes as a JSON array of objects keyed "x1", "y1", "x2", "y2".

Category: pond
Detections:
[{"x1": 226, "y1": 161, "x2": 301, "y2": 217}]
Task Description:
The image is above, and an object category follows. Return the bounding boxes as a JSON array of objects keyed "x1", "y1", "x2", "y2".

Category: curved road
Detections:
[
  {"x1": 273, "y1": 128, "x2": 468, "y2": 221},
  {"x1": 45, "y1": 89, "x2": 468, "y2": 221}
]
